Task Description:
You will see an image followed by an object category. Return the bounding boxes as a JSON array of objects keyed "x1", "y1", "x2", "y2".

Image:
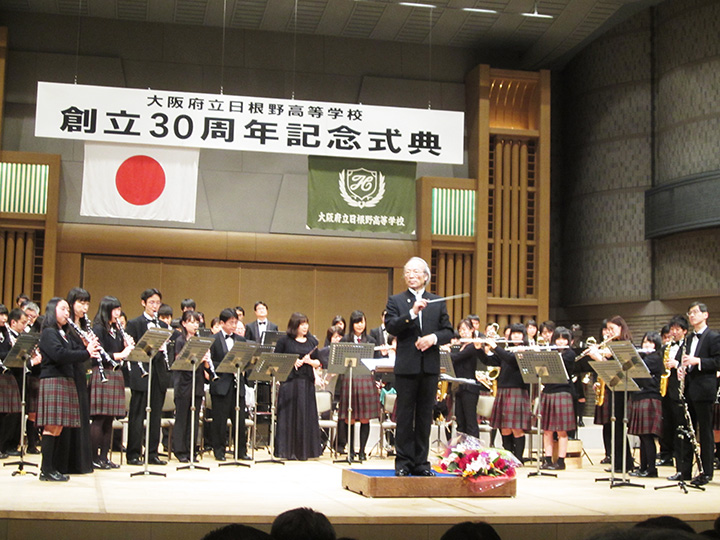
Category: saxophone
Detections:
[
  {"x1": 595, "y1": 379, "x2": 606, "y2": 407},
  {"x1": 660, "y1": 341, "x2": 673, "y2": 397}
]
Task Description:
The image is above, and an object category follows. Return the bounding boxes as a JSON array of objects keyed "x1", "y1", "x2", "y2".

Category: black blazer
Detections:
[
  {"x1": 38, "y1": 326, "x2": 90, "y2": 379},
  {"x1": 209, "y1": 332, "x2": 247, "y2": 397},
  {"x1": 385, "y1": 289, "x2": 453, "y2": 376},
  {"x1": 684, "y1": 328, "x2": 720, "y2": 402},
  {"x1": 126, "y1": 314, "x2": 171, "y2": 391},
  {"x1": 245, "y1": 320, "x2": 278, "y2": 343}
]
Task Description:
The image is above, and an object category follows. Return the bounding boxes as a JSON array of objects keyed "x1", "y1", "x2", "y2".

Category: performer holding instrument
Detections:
[
  {"x1": 448, "y1": 319, "x2": 487, "y2": 439},
  {"x1": 658, "y1": 315, "x2": 688, "y2": 471}
]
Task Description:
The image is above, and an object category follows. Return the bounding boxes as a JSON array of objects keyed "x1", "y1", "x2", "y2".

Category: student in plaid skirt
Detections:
[
  {"x1": 37, "y1": 298, "x2": 100, "y2": 482},
  {"x1": 539, "y1": 326, "x2": 577, "y2": 470},
  {"x1": 628, "y1": 331, "x2": 664, "y2": 478},
  {"x1": 485, "y1": 323, "x2": 532, "y2": 462},
  {"x1": 90, "y1": 296, "x2": 134, "y2": 469},
  {"x1": 0, "y1": 306, "x2": 21, "y2": 459},
  {"x1": 339, "y1": 310, "x2": 380, "y2": 461}
]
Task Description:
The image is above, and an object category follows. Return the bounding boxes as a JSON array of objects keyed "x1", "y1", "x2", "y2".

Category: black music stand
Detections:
[
  {"x1": 245, "y1": 345, "x2": 274, "y2": 459},
  {"x1": 127, "y1": 327, "x2": 173, "y2": 478},
  {"x1": 261, "y1": 331, "x2": 283, "y2": 348},
  {"x1": 431, "y1": 351, "x2": 457, "y2": 450},
  {"x1": 171, "y1": 336, "x2": 214, "y2": 472},
  {"x1": 516, "y1": 350, "x2": 568, "y2": 478},
  {"x1": 328, "y1": 342, "x2": 374, "y2": 464},
  {"x1": 3, "y1": 333, "x2": 40, "y2": 476},
  {"x1": 607, "y1": 341, "x2": 651, "y2": 489},
  {"x1": 215, "y1": 341, "x2": 259, "y2": 468},
  {"x1": 251, "y1": 352, "x2": 296, "y2": 464}
]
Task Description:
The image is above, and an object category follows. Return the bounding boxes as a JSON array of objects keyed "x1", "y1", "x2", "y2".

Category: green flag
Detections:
[{"x1": 307, "y1": 156, "x2": 416, "y2": 234}]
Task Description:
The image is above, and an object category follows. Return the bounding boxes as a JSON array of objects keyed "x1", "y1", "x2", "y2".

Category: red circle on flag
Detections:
[{"x1": 115, "y1": 155, "x2": 166, "y2": 206}]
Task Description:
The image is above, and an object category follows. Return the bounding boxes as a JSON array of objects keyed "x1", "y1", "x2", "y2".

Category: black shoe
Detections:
[
  {"x1": 600, "y1": 456, "x2": 611, "y2": 464},
  {"x1": 358, "y1": 452, "x2": 367, "y2": 461},
  {"x1": 0, "y1": 452, "x2": 7, "y2": 459},
  {"x1": 39, "y1": 470, "x2": 69, "y2": 482},
  {"x1": 548, "y1": 461, "x2": 565, "y2": 470},
  {"x1": 577, "y1": 418, "x2": 585, "y2": 427},
  {"x1": 177, "y1": 457, "x2": 190, "y2": 463},
  {"x1": 238, "y1": 454, "x2": 252, "y2": 461},
  {"x1": 540, "y1": 461, "x2": 553, "y2": 470},
  {"x1": 691, "y1": 474, "x2": 710, "y2": 486},
  {"x1": 127, "y1": 457, "x2": 143, "y2": 466},
  {"x1": 643, "y1": 469, "x2": 658, "y2": 478},
  {"x1": 214, "y1": 454, "x2": 226, "y2": 462},
  {"x1": 413, "y1": 469, "x2": 435, "y2": 477},
  {"x1": 5, "y1": 449, "x2": 21, "y2": 457},
  {"x1": 655, "y1": 458, "x2": 673, "y2": 467},
  {"x1": 148, "y1": 457, "x2": 167, "y2": 465},
  {"x1": 104, "y1": 459, "x2": 120, "y2": 469},
  {"x1": 26, "y1": 447, "x2": 40, "y2": 455},
  {"x1": 93, "y1": 460, "x2": 111, "y2": 470},
  {"x1": 667, "y1": 472, "x2": 688, "y2": 481},
  {"x1": 629, "y1": 469, "x2": 645, "y2": 477},
  {"x1": 395, "y1": 468, "x2": 410, "y2": 477}
]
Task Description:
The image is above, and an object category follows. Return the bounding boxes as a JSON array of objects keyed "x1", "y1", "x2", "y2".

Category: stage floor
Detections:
[{"x1": 0, "y1": 444, "x2": 718, "y2": 540}]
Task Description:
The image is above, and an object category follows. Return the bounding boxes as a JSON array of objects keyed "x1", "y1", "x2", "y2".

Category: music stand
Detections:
[
  {"x1": 328, "y1": 342, "x2": 374, "y2": 464},
  {"x1": 608, "y1": 341, "x2": 651, "y2": 489},
  {"x1": 215, "y1": 341, "x2": 259, "y2": 468},
  {"x1": 261, "y1": 331, "x2": 283, "y2": 348},
  {"x1": 251, "y1": 352, "x2": 296, "y2": 464},
  {"x1": 516, "y1": 350, "x2": 568, "y2": 478},
  {"x1": 431, "y1": 351, "x2": 457, "y2": 450},
  {"x1": 3, "y1": 333, "x2": 40, "y2": 476},
  {"x1": 127, "y1": 327, "x2": 173, "y2": 478},
  {"x1": 244, "y1": 345, "x2": 274, "y2": 459},
  {"x1": 171, "y1": 336, "x2": 214, "y2": 472}
]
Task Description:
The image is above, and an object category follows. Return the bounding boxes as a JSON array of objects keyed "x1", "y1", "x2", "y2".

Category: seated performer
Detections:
[
  {"x1": 539, "y1": 326, "x2": 577, "y2": 470},
  {"x1": 628, "y1": 331, "x2": 664, "y2": 478},
  {"x1": 37, "y1": 298, "x2": 100, "y2": 482},
  {"x1": 274, "y1": 312, "x2": 323, "y2": 460}
]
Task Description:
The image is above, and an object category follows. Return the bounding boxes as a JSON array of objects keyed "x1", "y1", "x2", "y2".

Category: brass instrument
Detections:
[
  {"x1": 435, "y1": 379, "x2": 450, "y2": 421},
  {"x1": 595, "y1": 380, "x2": 606, "y2": 407},
  {"x1": 660, "y1": 341, "x2": 673, "y2": 397},
  {"x1": 575, "y1": 334, "x2": 614, "y2": 362}
]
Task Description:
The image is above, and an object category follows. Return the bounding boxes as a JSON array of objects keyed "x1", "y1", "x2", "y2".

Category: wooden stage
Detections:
[{"x1": 0, "y1": 445, "x2": 718, "y2": 540}]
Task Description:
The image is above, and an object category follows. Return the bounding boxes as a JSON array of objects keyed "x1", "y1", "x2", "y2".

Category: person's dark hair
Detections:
[
  {"x1": 660, "y1": 324, "x2": 670, "y2": 336},
  {"x1": 525, "y1": 319, "x2": 538, "y2": 333},
  {"x1": 158, "y1": 303, "x2": 173, "y2": 318},
  {"x1": 180, "y1": 298, "x2": 196, "y2": 311},
  {"x1": 200, "y1": 523, "x2": 271, "y2": 540},
  {"x1": 539, "y1": 320, "x2": 556, "y2": 334},
  {"x1": 93, "y1": 296, "x2": 122, "y2": 330},
  {"x1": 440, "y1": 521, "x2": 502, "y2": 540},
  {"x1": 286, "y1": 312, "x2": 309, "y2": 338},
  {"x1": 41, "y1": 297, "x2": 67, "y2": 331},
  {"x1": 641, "y1": 331, "x2": 662, "y2": 352},
  {"x1": 235, "y1": 306, "x2": 245, "y2": 317},
  {"x1": 551, "y1": 326, "x2": 572, "y2": 345},
  {"x1": 508, "y1": 322, "x2": 527, "y2": 345},
  {"x1": 457, "y1": 318, "x2": 474, "y2": 332},
  {"x1": 347, "y1": 310, "x2": 367, "y2": 338},
  {"x1": 0, "y1": 304, "x2": 8, "y2": 316},
  {"x1": 326, "y1": 325, "x2": 344, "y2": 344},
  {"x1": 8, "y1": 307, "x2": 25, "y2": 323},
  {"x1": 669, "y1": 315, "x2": 689, "y2": 332},
  {"x1": 141, "y1": 288, "x2": 162, "y2": 302},
  {"x1": 608, "y1": 315, "x2": 632, "y2": 342},
  {"x1": 179, "y1": 310, "x2": 202, "y2": 338},
  {"x1": 254, "y1": 301, "x2": 268, "y2": 311},
  {"x1": 219, "y1": 308, "x2": 237, "y2": 324},
  {"x1": 67, "y1": 287, "x2": 91, "y2": 330},
  {"x1": 688, "y1": 301, "x2": 708, "y2": 313},
  {"x1": 331, "y1": 315, "x2": 346, "y2": 331},
  {"x1": 15, "y1": 293, "x2": 30, "y2": 306},
  {"x1": 635, "y1": 515, "x2": 695, "y2": 534},
  {"x1": 271, "y1": 507, "x2": 336, "y2": 540}
]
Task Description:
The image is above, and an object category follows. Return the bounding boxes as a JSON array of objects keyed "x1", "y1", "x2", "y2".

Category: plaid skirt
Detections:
[
  {"x1": 89, "y1": 367, "x2": 126, "y2": 417},
  {"x1": 540, "y1": 392, "x2": 576, "y2": 432},
  {"x1": 0, "y1": 373, "x2": 21, "y2": 413},
  {"x1": 628, "y1": 398, "x2": 662, "y2": 436},
  {"x1": 593, "y1": 390, "x2": 611, "y2": 425},
  {"x1": 26, "y1": 375, "x2": 40, "y2": 413},
  {"x1": 37, "y1": 377, "x2": 81, "y2": 428},
  {"x1": 490, "y1": 387, "x2": 531, "y2": 431},
  {"x1": 338, "y1": 374, "x2": 381, "y2": 421},
  {"x1": 713, "y1": 403, "x2": 720, "y2": 430}
]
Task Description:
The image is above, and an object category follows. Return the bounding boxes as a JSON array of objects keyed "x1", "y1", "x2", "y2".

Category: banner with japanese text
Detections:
[
  {"x1": 307, "y1": 156, "x2": 416, "y2": 234},
  {"x1": 35, "y1": 82, "x2": 464, "y2": 164}
]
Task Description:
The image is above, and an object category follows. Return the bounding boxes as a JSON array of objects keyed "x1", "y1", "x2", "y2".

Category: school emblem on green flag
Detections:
[{"x1": 307, "y1": 156, "x2": 416, "y2": 234}]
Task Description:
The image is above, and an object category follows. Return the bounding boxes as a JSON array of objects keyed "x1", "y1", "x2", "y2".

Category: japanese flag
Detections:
[{"x1": 81, "y1": 142, "x2": 199, "y2": 223}]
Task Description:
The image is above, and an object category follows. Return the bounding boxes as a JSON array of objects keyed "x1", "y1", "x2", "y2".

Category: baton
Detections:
[{"x1": 425, "y1": 293, "x2": 470, "y2": 304}]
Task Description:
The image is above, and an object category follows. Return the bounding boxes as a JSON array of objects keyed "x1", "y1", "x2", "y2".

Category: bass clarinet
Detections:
[{"x1": 678, "y1": 368, "x2": 704, "y2": 478}]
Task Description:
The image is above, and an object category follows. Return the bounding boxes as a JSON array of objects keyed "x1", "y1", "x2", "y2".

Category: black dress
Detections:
[{"x1": 274, "y1": 335, "x2": 322, "y2": 460}]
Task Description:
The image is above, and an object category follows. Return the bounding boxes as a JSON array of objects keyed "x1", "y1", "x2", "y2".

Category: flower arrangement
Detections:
[{"x1": 434, "y1": 434, "x2": 521, "y2": 480}]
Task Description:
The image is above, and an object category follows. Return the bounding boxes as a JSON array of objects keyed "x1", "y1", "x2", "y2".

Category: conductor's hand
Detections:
[
  {"x1": 415, "y1": 334, "x2": 436, "y2": 352},
  {"x1": 411, "y1": 298, "x2": 427, "y2": 316}
]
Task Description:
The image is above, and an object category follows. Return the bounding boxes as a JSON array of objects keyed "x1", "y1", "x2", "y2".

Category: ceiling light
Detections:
[
  {"x1": 462, "y1": 7, "x2": 498, "y2": 14},
  {"x1": 521, "y1": 1, "x2": 553, "y2": 19},
  {"x1": 399, "y1": 2, "x2": 437, "y2": 9}
]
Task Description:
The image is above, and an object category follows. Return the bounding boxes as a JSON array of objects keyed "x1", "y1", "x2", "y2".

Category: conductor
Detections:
[{"x1": 385, "y1": 257, "x2": 453, "y2": 476}]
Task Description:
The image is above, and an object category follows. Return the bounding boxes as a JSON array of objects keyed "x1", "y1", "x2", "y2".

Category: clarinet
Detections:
[
  {"x1": 678, "y1": 370, "x2": 704, "y2": 477},
  {"x1": 83, "y1": 316, "x2": 121, "y2": 370},
  {"x1": 206, "y1": 353, "x2": 220, "y2": 381},
  {"x1": 117, "y1": 321, "x2": 148, "y2": 378},
  {"x1": 153, "y1": 316, "x2": 172, "y2": 371},
  {"x1": 66, "y1": 318, "x2": 110, "y2": 384}
]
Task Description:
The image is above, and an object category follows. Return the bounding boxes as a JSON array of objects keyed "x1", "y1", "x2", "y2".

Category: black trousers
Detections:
[
  {"x1": 658, "y1": 393, "x2": 678, "y2": 459},
  {"x1": 211, "y1": 392, "x2": 247, "y2": 456},
  {"x1": 394, "y1": 372, "x2": 437, "y2": 474},
  {"x1": 127, "y1": 383, "x2": 166, "y2": 461},
  {"x1": 173, "y1": 392, "x2": 203, "y2": 459},
  {"x1": 679, "y1": 398, "x2": 714, "y2": 478},
  {"x1": 454, "y1": 389, "x2": 479, "y2": 438}
]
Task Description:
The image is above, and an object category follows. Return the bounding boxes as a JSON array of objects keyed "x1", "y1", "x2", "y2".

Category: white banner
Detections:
[
  {"x1": 35, "y1": 82, "x2": 464, "y2": 164},
  {"x1": 81, "y1": 142, "x2": 198, "y2": 223}
]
